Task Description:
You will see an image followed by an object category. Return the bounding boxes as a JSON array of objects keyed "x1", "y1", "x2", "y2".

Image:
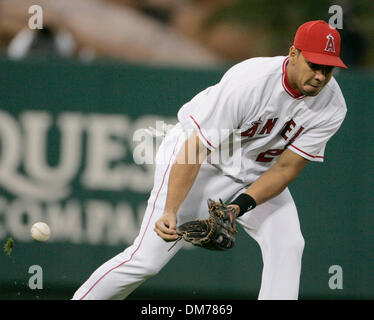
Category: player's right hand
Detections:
[{"x1": 154, "y1": 212, "x2": 179, "y2": 242}]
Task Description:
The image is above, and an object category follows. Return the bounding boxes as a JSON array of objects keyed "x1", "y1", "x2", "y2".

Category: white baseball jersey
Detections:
[{"x1": 178, "y1": 56, "x2": 347, "y2": 184}]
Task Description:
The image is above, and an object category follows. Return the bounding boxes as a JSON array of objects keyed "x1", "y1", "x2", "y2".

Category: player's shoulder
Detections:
[
  {"x1": 228, "y1": 55, "x2": 285, "y2": 69},
  {"x1": 321, "y1": 76, "x2": 347, "y2": 117},
  {"x1": 222, "y1": 56, "x2": 285, "y2": 83},
  {"x1": 305, "y1": 76, "x2": 347, "y2": 128}
]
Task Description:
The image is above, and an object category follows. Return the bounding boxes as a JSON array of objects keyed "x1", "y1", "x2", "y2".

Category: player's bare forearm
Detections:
[
  {"x1": 244, "y1": 149, "x2": 309, "y2": 206},
  {"x1": 154, "y1": 162, "x2": 201, "y2": 242},
  {"x1": 164, "y1": 160, "x2": 202, "y2": 215},
  {"x1": 154, "y1": 131, "x2": 210, "y2": 241},
  {"x1": 164, "y1": 131, "x2": 210, "y2": 214}
]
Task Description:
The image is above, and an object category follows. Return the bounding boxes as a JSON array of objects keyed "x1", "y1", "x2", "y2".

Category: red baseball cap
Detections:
[{"x1": 294, "y1": 20, "x2": 348, "y2": 69}]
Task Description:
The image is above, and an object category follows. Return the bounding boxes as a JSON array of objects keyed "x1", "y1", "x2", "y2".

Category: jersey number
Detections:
[{"x1": 256, "y1": 149, "x2": 284, "y2": 162}]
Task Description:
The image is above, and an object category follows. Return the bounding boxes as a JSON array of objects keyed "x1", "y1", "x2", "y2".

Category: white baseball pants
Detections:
[{"x1": 72, "y1": 124, "x2": 304, "y2": 300}]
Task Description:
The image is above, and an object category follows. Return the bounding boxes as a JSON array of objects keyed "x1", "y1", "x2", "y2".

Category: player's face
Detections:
[{"x1": 289, "y1": 48, "x2": 334, "y2": 96}]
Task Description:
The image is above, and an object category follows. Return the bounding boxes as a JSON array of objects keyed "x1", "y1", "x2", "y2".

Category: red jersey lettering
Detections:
[
  {"x1": 256, "y1": 149, "x2": 284, "y2": 162},
  {"x1": 241, "y1": 121, "x2": 261, "y2": 137},
  {"x1": 280, "y1": 119, "x2": 296, "y2": 140},
  {"x1": 287, "y1": 126, "x2": 304, "y2": 147},
  {"x1": 259, "y1": 118, "x2": 278, "y2": 135}
]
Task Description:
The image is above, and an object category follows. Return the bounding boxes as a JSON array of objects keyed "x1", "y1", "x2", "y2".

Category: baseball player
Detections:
[{"x1": 72, "y1": 20, "x2": 348, "y2": 300}]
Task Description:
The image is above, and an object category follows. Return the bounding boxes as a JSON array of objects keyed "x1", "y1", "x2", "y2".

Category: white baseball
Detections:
[{"x1": 30, "y1": 222, "x2": 51, "y2": 242}]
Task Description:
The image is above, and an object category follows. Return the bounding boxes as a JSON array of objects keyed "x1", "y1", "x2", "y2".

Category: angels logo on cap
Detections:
[
  {"x1": 324, "y1": 34, "x2": 336, "y2": 53},
  {"x1": 293, "y1": 20, "x2": 348, "y2": 69}
]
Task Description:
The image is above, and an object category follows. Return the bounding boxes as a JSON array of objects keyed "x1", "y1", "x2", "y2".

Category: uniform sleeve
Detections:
[
  {"x1": 287, "y1": 109, "x2": 346, "y2": 162},
  {"x1": 177, "y1": 72, "x2": 253, "y2": 150}
]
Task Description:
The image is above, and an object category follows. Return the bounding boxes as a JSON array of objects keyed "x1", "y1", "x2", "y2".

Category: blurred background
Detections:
[
  {"x1": 1, "y1": 0, "x2": 373, "y2": 68},
  {"x1": 0, "y1": 0, "x2": 373, "y2": 300}
]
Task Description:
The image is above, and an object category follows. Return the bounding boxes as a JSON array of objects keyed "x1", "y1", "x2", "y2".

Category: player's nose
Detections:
[{"x1": 314, "y1": 69, "x2": 326, "y2": 83}]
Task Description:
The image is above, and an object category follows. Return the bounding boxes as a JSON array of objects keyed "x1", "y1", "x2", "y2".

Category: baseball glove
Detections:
[{"x1": 174, "y1": 199, "x2": 237, "y2": 251}]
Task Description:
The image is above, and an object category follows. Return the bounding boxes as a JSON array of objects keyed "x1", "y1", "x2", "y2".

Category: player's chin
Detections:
[{"x1": 301, "y1": 84, "x2": 323, "y2": 96}]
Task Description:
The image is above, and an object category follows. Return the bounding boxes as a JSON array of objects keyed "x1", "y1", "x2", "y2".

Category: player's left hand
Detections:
[{"x1": 175, "y1": 199, "x2": 238, "y2": 251}]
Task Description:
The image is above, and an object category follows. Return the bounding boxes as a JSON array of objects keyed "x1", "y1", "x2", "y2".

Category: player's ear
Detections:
[{"x1": 288, "y1": 46, "x2": 299, "y2": 64}]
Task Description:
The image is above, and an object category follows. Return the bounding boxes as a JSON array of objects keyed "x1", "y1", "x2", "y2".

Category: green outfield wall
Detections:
[{"x1": 0, "y1": 56, "x2": 373, "y2": 300}]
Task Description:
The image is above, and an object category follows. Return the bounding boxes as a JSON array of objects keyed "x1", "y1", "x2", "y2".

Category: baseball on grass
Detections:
[{"x1": 30, "y1": 222, "x2": 51, "y2": 242}]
